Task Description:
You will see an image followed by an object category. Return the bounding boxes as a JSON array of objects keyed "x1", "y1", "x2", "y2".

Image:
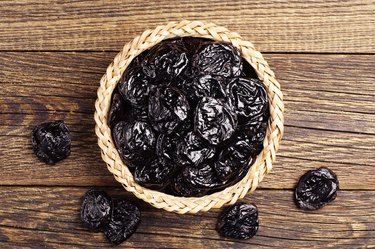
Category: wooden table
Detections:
[{"x1": 1, "y1": 1, "x2": 374, "y2": 248}]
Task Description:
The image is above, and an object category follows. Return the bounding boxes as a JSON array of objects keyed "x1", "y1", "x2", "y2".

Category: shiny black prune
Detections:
[
  {"x1": 192, "y1": 43, "x2": 242, "y2": 77},
  {"x1": 118, "y1": 66, "x2": 151, "y2": 106},
  {"x1": 241, "y1": 59, "x2": 258, "y2": 78},
  {"x1": 104, "y1": 199, "x2": 141, "y2": 245},
  {"x1": 108, "y1": 92, "x2": 129, "y2": 128},
  {"x1": 112, "y1": 120, "x2": 156, "y2": 167},
  {"x1": 134, "y1": 158, "x2": 173, "y2": 189},
  {"x1": 195, "y1": 97, "x2": 237, "y2": 145},
  {"x1": 295, "y1": 167, "x2": 339, "y2": 210},
  {"x1": 183, "y1": 164, "x2": 227, "y2": 189},
  {"x1": 227, "y1": 77, "x2": 268, "y2": 121},
  {"x1": 171, "y1": 172, "x2": 208, "y2": 197},
  {"x1": 176, "y1": 131, "x2": 216, "y2": 167},
  {"x1": 217, "y1": 202, "x2": 259, "y2": 240},
  {"x1": 142, "y1": 42, "x2": 189, "y2": 83},
  {"x1": 178, "y1": 75, "x2": 227, "y2": 104},
  {"x1": 32, "y1": 120, "x2": 71, "y2": 164},
  {"x1": 148, "y1": 86, "x2": 190, "y2": 134},
  {"x1": 80, "y1": 189, "x2": 112, "y2": 231},
  {"x1": 214, "y1": 136, "x2": 254, "y2": 181}
]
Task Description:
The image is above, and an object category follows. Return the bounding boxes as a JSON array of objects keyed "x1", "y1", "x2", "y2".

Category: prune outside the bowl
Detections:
[
  {"x1": 195, "y1": 97, "x2": 237, "y2": 145},
  {"x1": 148, "y1": 86, "x2": 190, "y2": 134},
  {"x1": 227, "y1": 77, "x2": 268, "y2": 121},
  {"x1": 80, "y1": 190, "x2": 112, "y2": 231},
  {"x1": 295, "y1": 167, "x2": 339, "y2": 210},
  {"x1": 175, "y1": 131, "x2": 216, "y2": 167},
  {"x1": 134, "y1": 158, "x2": 173, "y2": 189},
  {"x1": 192, "y1": 43, "x2": 242, "y2": 77},
  {"x1": 142, "y1": 42, "x2": 189, "y2": 83},
  {"x1": 118, "y1": 66, "x2": 151, "y2": 106},
  {"x1": 112, "y1": 121, "x2": 156, "y2": 167},
  {"x1": 32, "y1": 120, "x2": 71, "y2": 164},
  {"x1": 214, "y1": 136, "x2": 253, "y2": 181},
  {"x1": 217, "y1": 202, "x2": 259, "y2": 240},
  {"x1": 104, "y1": 199, "x2": 141, "y2": 245}
]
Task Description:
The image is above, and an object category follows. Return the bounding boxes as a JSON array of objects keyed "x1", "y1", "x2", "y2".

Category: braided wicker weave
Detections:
[{"x1": 94, "y1": 20, "x2": 284, "y2": 214}]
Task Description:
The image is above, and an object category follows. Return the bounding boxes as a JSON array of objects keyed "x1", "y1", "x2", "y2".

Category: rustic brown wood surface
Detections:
[{"x1": 0, "y1": 0, "x2": 374, "y2": 248}]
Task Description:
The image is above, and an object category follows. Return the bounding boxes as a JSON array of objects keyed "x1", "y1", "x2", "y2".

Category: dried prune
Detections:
[
  {"x1": 110, "y1": 37, "x2": 270, "y2": 197},
  {"x1": 80, "y1": 189, "x2": 112, "y2": 231},
  {"x1": 214, "y1": 136, "x2": 253, "y2": 181},
  {"x1": 175, "y1": 131, "x2": 216, "y2": 167},
  {"x1": 112, "y1": 121, "x2": 156, "y2": 167},
  {"x1": 118, "y1": 66, "x2": 151, "y2": 106},
  {"x1": 171, "y1": 172, "x2": 208, "y2": 197},
  {"x1": 104, "y1": 199, "x2": 141, "y2": 245},
  {"x1": 148, "y1": 86, "x2": 190, "y2": 134},
  {"x1": 227, "y1": 77, "x2": 268, "y2": 121},
  {"x1": 142, "y1": 42, "x2": 188, "y2": 83},
  {"x1": 195, "y1": 97, "x2": 237, "y2": 145},
  {"x1": 32, "y1": 120, "x2": 71, "y2": 164},
  {"x1": 217, "y1": 202, "x2": 259, "y2": 240},
  {"x1": 192, "y1": 43, "x2": 242, "y2": 77},
  {"x1": 134, "y1": 158, "x2": 173, "y2": 189},
  {"x1": 183, "y1": 164, "x2": 227, "y2": 189},
  {"x1": 295, "y1": 167, "x2": 339, "y2": 210},
  {"x1": 108, "y1": 92, "x2": 129, "y2": 128}
]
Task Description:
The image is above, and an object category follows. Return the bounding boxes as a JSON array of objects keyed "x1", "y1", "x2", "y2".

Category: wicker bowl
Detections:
[{"x1": 94, "y1": 20, "x2": 284, "y2": 214}]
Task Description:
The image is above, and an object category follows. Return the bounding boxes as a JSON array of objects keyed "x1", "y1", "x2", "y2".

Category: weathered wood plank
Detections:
[
  {"x1": 0, "y1": 52, "x2": 374, "y2": 188},
  {"x1": 0, "y1": 0, "x2": 374, "y2": 52},
  {"x1": 0, "y1": 187, "x2": 373, "y2": 248}
]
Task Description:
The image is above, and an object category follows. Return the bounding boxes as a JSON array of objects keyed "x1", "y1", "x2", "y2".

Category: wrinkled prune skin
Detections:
[
  {"x1": 80, "y1": 190, "x2": 112, "y2": 231},
  {"x1": 295, "y1": 167, "x2": 339, "y2": 210},
  {"x1": 135, "y1": 158, "x2": 173, "y2": 189},
  {"x1": 142, "y1": 42, "x2": 189, "y2": 83},
  {"x1": 195, "y1": 97, "x2": 237, "y2": 145},
  {"x1": 32, "y1": 120, "x2": 71, "y2": 164},
  {"x1": 104, "y1": 199, "x2": 141, "y2": 245},
  {"x1": 108, "y1": 92, "x2": 129, "y2": 128},
  {"x1": 176, "y1": 131, "x2": 216, "y2": 167},
  {"x1": 171, "y1": 173, "x2": 208, "y2": 197},
  {"x1": 110, "y1": 37, "x2": 270, "y2": 197},
  {"x1": 118, "y1": 66, "x2": 151, "y2": 106},
  {"x1": 192, "y1": 43, "x2": 242, "y2": 77},
  {"x1": 217, "y1": 202, "x2": 259, "y2": 240},
  {"x1": 113, "y1": 121, "x2": 156, "y2": 167},
  {"x1": 183, "y1": 164, "x2": 227, "y2": 189},
  {"x1": 214, "y1": 136, "x2": 253, "y2": 181},
  {"x1": 227, "y1": 77, "x2": 268, "y2": 121},
  {"x1": 148, "y1": 86, "x2": 190, "y2": 134}
]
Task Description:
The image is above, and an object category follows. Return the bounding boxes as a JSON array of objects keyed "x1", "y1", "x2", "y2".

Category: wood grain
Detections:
[
  {"x1": 0, "y1": 187, "x2": 373, "y2": 249},
  {"x1": 0, "y1": 0, "x2": 374, "y2": 52},
  {"x1": 0, "y1": 52, "x2": 374, "y2": 189}
]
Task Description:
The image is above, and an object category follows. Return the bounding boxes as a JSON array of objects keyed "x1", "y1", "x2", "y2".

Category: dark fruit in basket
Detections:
[
  {"x1": 109, "y1": 37, "x2": 269, "y2": 196},
  {"x1": 148, "y1": 86, "x2": 190, "y2": 134},
  {"x1": 175, "y1": 131, "x2": 216, "y2": 167},
  {"x1": 104, "y1": 199, "x2": 141, "y2": 245},
  {"x1": 227, "y1": 77, "x2": 268, "y2": 121},
  {"x1": 32, "y1": 120, "x2": 71, "y2": 164},
  {"x1": 192, "y1": 43, "x2": 242, "y2": 77},
  {"x1": 217, "y1": 202, "x2": 259, "y2": 240},
  {"x1": 195, "y1": 97, "x2": 237, "y2": 145},
  {"x1": 142, "y1": 42, "x2": 189, "y2": 82},
  {"x1": 80, "y1": 189, "x2": 112, "y2": 231},
  {"x1": 112, "y1": 121, "x2": 156, "y2": 167},
  {"x1": 295, "y1": 167, "x2": 339, "y2": 210}
]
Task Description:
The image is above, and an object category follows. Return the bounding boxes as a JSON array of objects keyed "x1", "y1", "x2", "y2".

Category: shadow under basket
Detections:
[{"x1": 94, "y1": 20, "x2": 284, "y2": 214}]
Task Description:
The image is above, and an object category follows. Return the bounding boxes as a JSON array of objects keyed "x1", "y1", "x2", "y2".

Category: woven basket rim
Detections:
[{"x1": 94, "y1": 20, "x2": 284, "y2": 214}]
